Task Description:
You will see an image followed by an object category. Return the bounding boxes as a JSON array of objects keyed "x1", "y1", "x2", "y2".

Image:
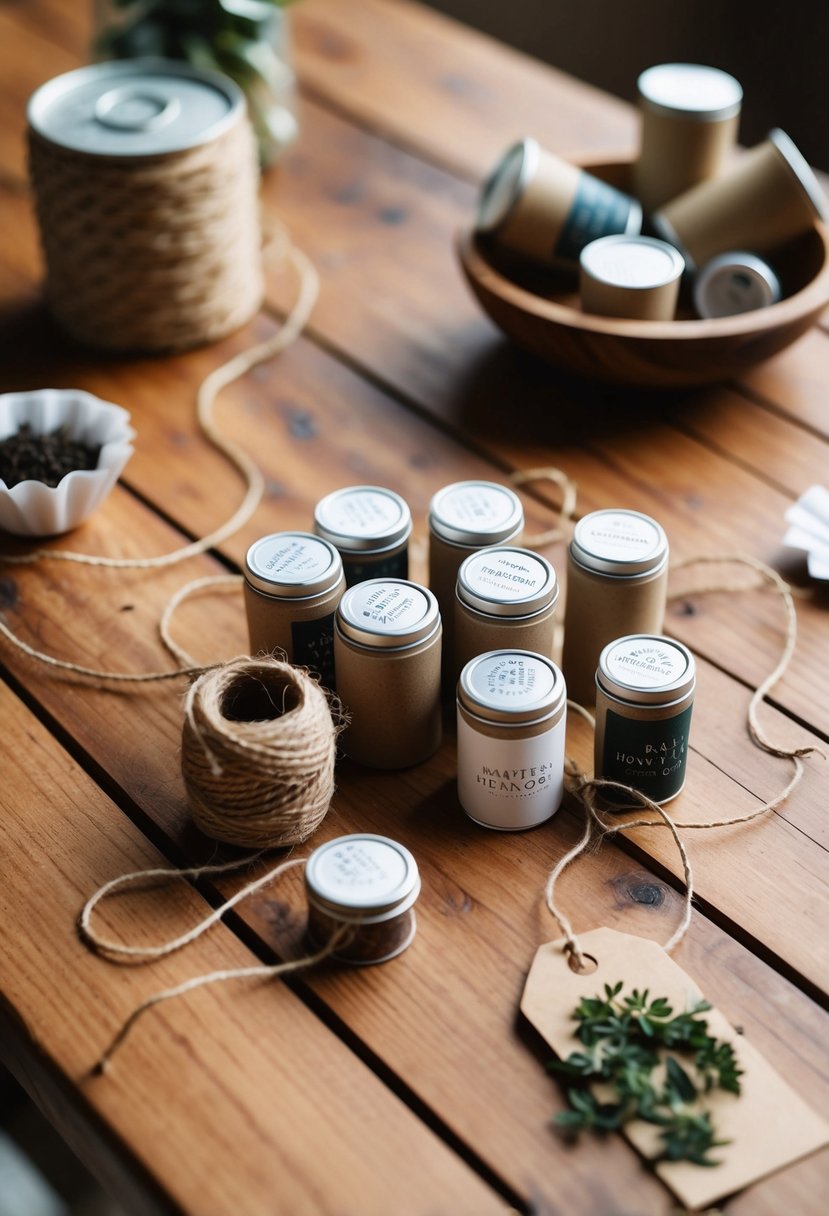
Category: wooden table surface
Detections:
[{"x1": 1, "y1": 2, "x2": 828, "y2": 1213}]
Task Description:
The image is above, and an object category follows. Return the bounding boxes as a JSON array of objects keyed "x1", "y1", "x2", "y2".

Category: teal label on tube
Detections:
[
  {"x1": 601, "y1": 705, "x2": 693, "y2": 803},
  {"x1": 291, "y1": 612, "x2": 336, "y2": 690},
  {"x1": 554, "y1": 175, "x2": 635, "y2": 262}
]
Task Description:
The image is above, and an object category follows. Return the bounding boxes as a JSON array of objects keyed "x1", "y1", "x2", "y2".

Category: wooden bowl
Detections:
[{"x1": 458, "y1": 160, "x2": 829, "y2": 388}]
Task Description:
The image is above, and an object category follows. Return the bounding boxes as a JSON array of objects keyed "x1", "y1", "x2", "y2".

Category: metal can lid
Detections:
[
  {"x1": 580, "y1": 235, "x2": 685, "y2": 290},
  {"x1": 768, "y1": 128, "x2": 829, "y2": 223},
  {"x1": 314, "y1": 486, "x2": 412, "y2": 553},
  {"x1": 475, "y1": 137, "x2": 539, "y2": 233},
  {"x1": 245, "y1": 532, "x2": 343, "y2": 599},
  {"x1": 305, "y1": 834, "x2": 421, "y2": 920},
  {"x1": 597, "y1": 634, "x2": 696, "y2": 705},
  {"x1": 27, "y1": 59, "x2": 244, "y2": 158},
  {"x1": 694, "y1": 251, "x2": 782, "y2": 318},
  {"x1": 429, "y1": 480, "x2": 524, "y2": 547},
  {"x1": 337, "y1": 578, "x2": 440, "y2": 649},
  {"x1": 571, "y1": 509, "x2": 668, "y2": 577},
  {"x1": 457, "y1": 547, "x2": 558, "y2": 617},
  {"x1": 637, "y1": 63, "x2": 742, "y2": 122},
  {"x1": 458, "y1": 649, "x2": 566, "y2": 725}
]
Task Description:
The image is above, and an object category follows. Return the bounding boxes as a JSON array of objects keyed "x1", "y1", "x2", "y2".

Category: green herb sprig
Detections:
[{"x1": 551, "y1": 982, "x2": 743, "y2": 1166}]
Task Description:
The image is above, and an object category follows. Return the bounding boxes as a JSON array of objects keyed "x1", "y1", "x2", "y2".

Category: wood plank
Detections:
[{"x1": 0, "y1": 681, "x2": 508, "y2": 1216}]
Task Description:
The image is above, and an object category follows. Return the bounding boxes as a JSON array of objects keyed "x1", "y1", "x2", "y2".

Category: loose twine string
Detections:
[{"x1": 79, "y1": 855, "x2": 352, "y2": 1073}]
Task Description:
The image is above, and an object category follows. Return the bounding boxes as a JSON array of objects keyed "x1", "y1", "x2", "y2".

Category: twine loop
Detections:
[
  {"x1": 181, "y1": 656, "x2": 344, "y2": 849},
  {"x1": 78, "y1": 854, "x2": 351, "y2": 1073}
]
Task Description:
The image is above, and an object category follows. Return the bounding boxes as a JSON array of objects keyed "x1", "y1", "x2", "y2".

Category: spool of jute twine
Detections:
[
  {"x1": 181, "y1": 657, "x2": 343, "y2": 849},
  {"x1": 28, "y1": 96, "x2": 263, "y2": 352}
]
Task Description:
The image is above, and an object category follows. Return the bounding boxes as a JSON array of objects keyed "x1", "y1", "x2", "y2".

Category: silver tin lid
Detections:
[
  {"x1": 305, "y1": 834, "x2": 421, "y2": 923},
  {"x1": 457, "y1": 547, "x2": 558, "y2": 617},
  {"x1": 694, "y1": 251, "x2": 782, "y2": 318},
  {"x1": 580, "y1": 234, "x2": 685, "y2": 290},
  {"x1": 429, "y1": 480, "x2": 524, "y2": 547},
  {"x1": 768, "y1": 128, "x2": 829, "y2": 223},
  {"x1": 245, "y1": 531, "x2": 343, "y2": 599},
  {"x1": 476, "y1": 137, "x2": 539, "y2": 233},
  {"x1": 637, "y1": 63, "x2": 742, "y2": 122},
  {"x1": 337, "y1": 578, "x2": 440, "y2": 649},
  {"x1": 314, "y1": 485, "x2": 412, "y2": 554},
  {"x1": 571, "y1": 509, "x2": 668, "y2": 578},
  {"x1": 597, "y1": 634, "x2": 696, "y2": 705},
  {"x1": 458, "y1": 649, "x2": 566, "y2": 726},
  {"x1": 27, "y1": 59, "x2": 244, "y2": 158}
]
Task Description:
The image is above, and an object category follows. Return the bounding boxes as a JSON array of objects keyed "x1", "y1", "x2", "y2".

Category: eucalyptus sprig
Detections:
[{"x1": 551, "y1": 982, "x2": 743, "y2": 1166}]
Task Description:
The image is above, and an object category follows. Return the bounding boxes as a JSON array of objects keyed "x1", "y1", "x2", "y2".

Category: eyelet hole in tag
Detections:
[
  {"x1": 565, "y1": 946, "x2": 598, "y2": 975},
  {"x1": 522, "y1": 927, "x2": 829, "y2": 1211}
]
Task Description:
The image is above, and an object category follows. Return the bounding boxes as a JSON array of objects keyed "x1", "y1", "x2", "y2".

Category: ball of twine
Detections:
[
  {"x1": 181, "y1": 657, "x2": 340, "y2": 849},
  {"x1": 27, "y1": 115, "x2": 263, "y2": 353}
]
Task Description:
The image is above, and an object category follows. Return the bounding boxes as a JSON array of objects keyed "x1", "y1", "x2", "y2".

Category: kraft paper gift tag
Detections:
[{"x1": 521, "y1": 927, "x2": 829, "y2": 1211}]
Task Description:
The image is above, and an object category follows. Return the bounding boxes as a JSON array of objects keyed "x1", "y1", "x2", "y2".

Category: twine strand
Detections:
[
  {"x1": 82, "y1": 854, "x2": 350, "y2": 1073},
  {"x1": 79, "y1": 853, "x2": 287, "y2": 962},
  {"x1": 158, "y1": 574, "x2": 243, "y2": 669},
  {"x1": 93, "y1": 927, "x2": 350, "y2": 1075},
  {"x1": 669, "y1": 553, "x2": 821, "y2": 761},
  {"x1": 511, "y1": 466, "x2": 578, "y2": 547}
]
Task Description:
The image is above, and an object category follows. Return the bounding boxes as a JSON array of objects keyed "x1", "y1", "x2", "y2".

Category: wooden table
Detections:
[{"x1": 1, "y1": 2, "x2": 828, "y2": 1213}]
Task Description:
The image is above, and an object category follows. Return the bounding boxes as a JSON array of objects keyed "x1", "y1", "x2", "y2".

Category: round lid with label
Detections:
[
  {"x1": 458, "y1": 649, "x2": 566, "y2": 725},
  {"x1": 694, "y1": 251, "x2": 781, "y2": 318},
  {"x1": 429, "y1": 481, "x2": 524, "y2": 547},
  {"x1": 245, "y1": 532, "x2": 343, "y2": 598},
  {"x1": 314, "y1": 485, "x2": 412, "y2": 553},
  {"x1": 457, "y1": 547, "x2": 558, "y2": 617},
  {"x1": 637, "y1": 64, "x2": 743, "y2": 122},
  {"x1": 597, "y1": 634, "x2": 696, "y2": 705},
  {"x1": 580, "y1": 235, "x2": 684, "y2": 290},
  {"x1": 27, "y1": 59, "x2": 244, "y2": 158},
  {"x1": 337, "y1": 579, "x2": 440, "y2": 649},
  {"x1": 571, "y1": 508, "x2": 668, "y2": 577},
  {"x1": 305, "y1": 834, "x2": 421, "y2": 919},
  {"x1": 476, "y1": 137, "x2": 538, "y2": 233}
]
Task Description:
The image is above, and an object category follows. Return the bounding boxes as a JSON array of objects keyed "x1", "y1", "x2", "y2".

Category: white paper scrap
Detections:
[
  {"x1": 782, "y1": 486, "x2": 829, "y2": 580},
  {"x1": 807, "y1": 552, "x2": 829, "y2": 581}
]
